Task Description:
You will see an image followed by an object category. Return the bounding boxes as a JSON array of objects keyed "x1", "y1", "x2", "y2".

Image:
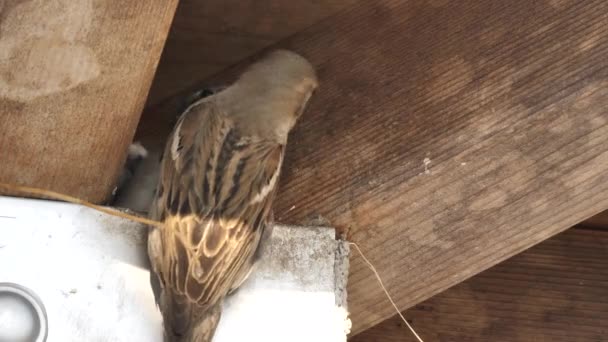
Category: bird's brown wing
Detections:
[{"x1": 148, "y1": 99, "x2": 282, "y2": 313}]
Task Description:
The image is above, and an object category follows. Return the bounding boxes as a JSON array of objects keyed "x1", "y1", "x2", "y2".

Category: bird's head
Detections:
[{"x1": 219, "y1": 50, "x2": 318, "y2": 143}]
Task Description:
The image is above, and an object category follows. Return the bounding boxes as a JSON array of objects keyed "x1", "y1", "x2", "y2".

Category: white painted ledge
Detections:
[{"x1": 0, "y1": 196, "x2": 350, "y2": 342}]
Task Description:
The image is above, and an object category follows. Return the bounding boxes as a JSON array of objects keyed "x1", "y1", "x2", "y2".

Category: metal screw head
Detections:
[{"x1": 0, "y1": 283, "x2": 48, "y2": 342}]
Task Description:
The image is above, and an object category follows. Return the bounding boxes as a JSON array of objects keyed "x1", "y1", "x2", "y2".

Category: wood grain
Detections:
[
  {"x1": 352, "y1": 228, "x2": 608, "y2": 341},
  {"x1": 0, "y1": 0, "x2": 178, "y2": 203},
  {"x1": 137, "y1": 0, "x2": 608, "y2": 333},
  {"x1": 581, "y1": 209, "x2": 608, "y2": 229},
  {"x1": 147, "y1": 0, "x2": 356, "y2": 105}
]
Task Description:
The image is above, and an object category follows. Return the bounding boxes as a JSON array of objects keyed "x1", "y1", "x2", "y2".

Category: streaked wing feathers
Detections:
[{"x1": 149, "y1": 99, "x2": 282, "y2": 309}]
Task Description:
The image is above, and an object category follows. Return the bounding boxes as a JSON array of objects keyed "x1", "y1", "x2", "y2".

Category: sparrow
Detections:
[{"x1": 147, "y1": 50, "x2": 318, "y2": 342}]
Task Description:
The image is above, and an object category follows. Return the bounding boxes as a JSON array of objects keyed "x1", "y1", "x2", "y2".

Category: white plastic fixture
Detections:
[{"x1": 0, "y1": 196, "x2": 350, "y2": 342}]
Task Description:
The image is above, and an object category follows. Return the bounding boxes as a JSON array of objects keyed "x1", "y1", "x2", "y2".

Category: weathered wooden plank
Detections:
[
  {"x1": 147, "y1": 0, "x2": 356, "y2": 105},
  {"x1": 0, "y1": 0, "x2": 178, "y2": 203},
  {"x1": 137, "y1": 0, "x2": 608, "y2": 333},
  {"x1": 352, "y1": 228, "x2": 608, "y2": 341},
  {"x1": 581, "y1": 209, "x2": 608, "y2": 229}
]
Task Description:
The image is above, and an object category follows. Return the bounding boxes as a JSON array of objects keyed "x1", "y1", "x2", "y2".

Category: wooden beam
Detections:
[
  {"x1": 0, "y1": 0, "x2": 178, "y2": 203},
  {"x1": 137, "y1": 0, "x2": 608, "y2": 333},
  {"x1": 351, "y1": 228, "x2": 608, "y2": 341},
  {"x1": 146, "y1": 0, "x2": 357, "y2": 105},
  {"x1": 581, "y1": 210, "x2": 608, "y2": 229}
]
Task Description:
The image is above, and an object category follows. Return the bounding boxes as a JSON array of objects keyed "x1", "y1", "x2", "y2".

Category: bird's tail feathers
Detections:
[{"x1": 162, "y1": 292, "x2": 222, "y2": 342}]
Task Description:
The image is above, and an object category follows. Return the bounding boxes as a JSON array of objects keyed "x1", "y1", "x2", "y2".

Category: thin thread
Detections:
[
  {"x1": 350, "y1": 242, "x2": 424, "y2": 342},
  {"x1": 0, "y1": 183, "x2": 163, "y2": 228}
]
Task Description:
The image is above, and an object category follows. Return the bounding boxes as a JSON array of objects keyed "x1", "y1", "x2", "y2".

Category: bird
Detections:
[{"x1": 147, "y1": 49, "x2": 318, "y2": 342}]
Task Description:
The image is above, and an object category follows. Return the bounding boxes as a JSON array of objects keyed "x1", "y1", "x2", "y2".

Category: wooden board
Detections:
[
  {"x1": 0, "y1": 0, "x2": 178, "y2": 203},
  {"x1": 137, "y1": 0, "x2": 608, "y2": 333},
  {"x1": 581, "y1": 209, "x2": 608, "y2": 229},
  {"x1": 146, "y1": 0, "x2": 356, "y2": 105},
  {"x1": 352, "y1": 228, "x2": 608, "y2": 341}
]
